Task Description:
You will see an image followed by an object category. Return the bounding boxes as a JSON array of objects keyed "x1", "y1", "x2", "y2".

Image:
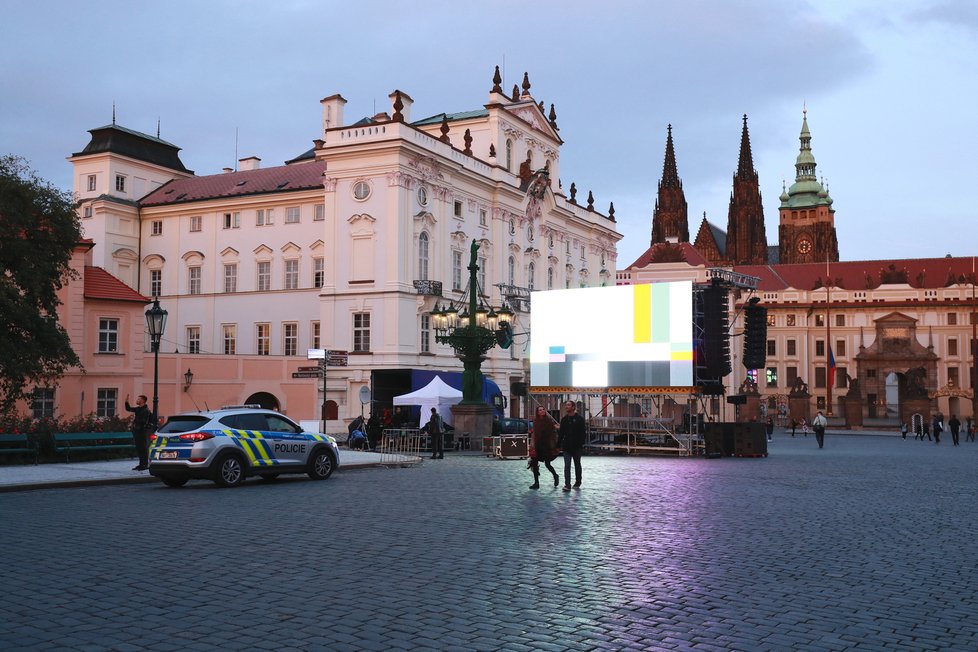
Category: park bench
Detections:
[
  {"x1": 52, "y1": 432, "x2": 134, "y2": 463},
  {"x1": 0, "y1": 434, "x2": 38, "y2": 465}
]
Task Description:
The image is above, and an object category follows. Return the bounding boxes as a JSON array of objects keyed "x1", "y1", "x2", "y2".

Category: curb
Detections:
[{"x1": 0, "y1": 461, "x2": 385, "y2": 493}]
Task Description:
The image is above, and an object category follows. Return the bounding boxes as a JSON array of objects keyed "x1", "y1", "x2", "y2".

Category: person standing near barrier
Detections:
[
  {"x1": 557, "y1": 400, "x2": 586, "y2": 491},
  {"x1": 812, "y1": 410, "x2": 828, "y2": 449},
  {"x1": 366, "y1": 412, "x2": 381, "y2": 451},
  {"x1": 529, "y1": 406, "x2": 560, "y2": 489},
  {"x1": 423, "y1": 407, "x2": 444, "y2": 459},
  {"x1": 124, "y1": 394, "x2": 153, "y2": 471}
]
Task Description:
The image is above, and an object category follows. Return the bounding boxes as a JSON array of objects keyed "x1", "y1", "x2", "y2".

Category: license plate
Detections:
[{"x1": 159, "y1": 450, "x2": 178, "y2": 460}]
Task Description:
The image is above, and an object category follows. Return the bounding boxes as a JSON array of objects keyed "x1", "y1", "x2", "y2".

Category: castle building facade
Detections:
[{"x1": 65, "y1": 68, "x2": 621, "y2": 425}]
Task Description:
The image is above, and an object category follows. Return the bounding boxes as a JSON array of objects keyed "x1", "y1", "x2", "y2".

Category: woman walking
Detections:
[{"x1": 529, "y1": 406, "x2": 560, "y2": 489}]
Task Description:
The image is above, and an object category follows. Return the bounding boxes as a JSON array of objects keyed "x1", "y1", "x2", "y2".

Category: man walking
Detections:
[
  {"x1": 124, "y1": 394, "x2": 153, "y2": 471},
  {"x1": 557, "y1": 400, "x2": 586, "y2": 491},
  {"x1": 812, "y1": 410, "x2": 828, "y2": 449},
  {"x1": 948, "y1": 414, "x2": 961, "y2": 446}
]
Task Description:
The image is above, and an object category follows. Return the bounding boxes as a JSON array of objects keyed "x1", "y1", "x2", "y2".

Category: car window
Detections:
[
  {"x1": 157, "y1": 415, "x2": 210, "y2": 433},
  {"x1": 266, "y1": 415, "x2": 301, "y2": 433},
  {"x1": 220, "y1": 413, "x2": 269, "y2": 430}
]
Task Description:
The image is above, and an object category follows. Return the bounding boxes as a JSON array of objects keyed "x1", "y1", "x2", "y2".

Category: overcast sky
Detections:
[{"x1": 3, "y1": 0, "x2": 975, "y2": 269}]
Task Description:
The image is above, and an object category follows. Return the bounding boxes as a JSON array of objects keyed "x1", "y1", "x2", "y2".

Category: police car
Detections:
[{"x1": 148, "y1": 406, "x2": 340, "y2": 488}]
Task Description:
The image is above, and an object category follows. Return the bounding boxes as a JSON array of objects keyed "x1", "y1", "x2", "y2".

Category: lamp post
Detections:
[
  {"x1": 145, "y1": 298, "x2": 168, "y2": 423},
  {"x1": 430, "y1": 240, "x2": 513, "y2": 404}
]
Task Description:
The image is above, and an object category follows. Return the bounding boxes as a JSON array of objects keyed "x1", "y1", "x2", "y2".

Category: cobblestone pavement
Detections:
[{"x1": 2, "y1": 433, "x2": 978, "y2": 651}]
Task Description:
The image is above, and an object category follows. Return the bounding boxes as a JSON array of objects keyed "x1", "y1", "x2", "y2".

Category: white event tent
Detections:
[{"x1": 392, "y1": 376, "x2": 463, "y2": 426}]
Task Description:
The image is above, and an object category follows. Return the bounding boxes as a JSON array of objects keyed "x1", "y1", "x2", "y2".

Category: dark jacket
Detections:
[
  {"x1": 557, "y1": 413, "x2": 586, "y2": 452},
  {"x1": 125, "y1": 401, "x2": 154, "y2": 434}
]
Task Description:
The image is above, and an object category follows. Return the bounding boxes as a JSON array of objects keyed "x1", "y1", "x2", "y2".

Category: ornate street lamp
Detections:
[
  {"x1": 183, "y1": 368, "x2": 194, "y2": 392},
  {"x1": 430, "y1": 240, "x2": 513, "y2": 404},
  {"x1": 145, "y1": 298, "x2": 168, "y2": 422}
]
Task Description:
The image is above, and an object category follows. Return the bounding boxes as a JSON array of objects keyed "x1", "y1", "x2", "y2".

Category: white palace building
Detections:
[{"x1": 67, "y1": 68, "x2": 621, "y2": 425}]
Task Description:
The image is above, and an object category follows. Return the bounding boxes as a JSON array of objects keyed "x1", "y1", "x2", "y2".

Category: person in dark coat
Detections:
[
  {"x1": 366, "y1": 413, "x2": 382, "y2": 451},
  {"x1": 422, "y1": 407, "x2": 443, "y2": 459},
  {"x1": 529, "y1": 406, "x2": 560, "y2": 489},
  {"x1": 932, "y1": 413, "x2": 943, "y2": 444},
  {"x1": 557, "y1": 400, "x2": 586, "y2": 491},
  {"x1": 948, "y1": 414, "x2": 961, "y2": 446},
  {"x1": 765, "y1": 417, "x2": 774, "y2": 442},
  {"x1": 124, "y1": 394, "x2": 153, "y2": 471}
]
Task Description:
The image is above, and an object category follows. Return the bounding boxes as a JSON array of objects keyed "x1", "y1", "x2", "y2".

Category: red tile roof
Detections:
[
  {"x1": 140, "y1": 160, "x2": 327, "y2": 206},
  {"x1": 84, "y1": 267, "x2": 149, "y2": 303},
  {"x1": 734, "y1": 256, "x2": 978, "y2": 292},
  {"x1": 626, "y1": 242, "x2": 709, "y2": 269}
]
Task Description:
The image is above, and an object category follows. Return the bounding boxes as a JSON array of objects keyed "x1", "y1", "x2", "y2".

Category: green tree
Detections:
[{"x1": 0, "y1": 155, "x2": 83, "y2": 413}]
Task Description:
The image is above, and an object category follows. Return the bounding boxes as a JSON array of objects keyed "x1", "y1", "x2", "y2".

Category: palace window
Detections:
[
  {"x1": 187, "y1": 326, "x2": 200, "y2": 354},
  {"x1": 188, "y1": 266, "x2": 201, "y2": 295},
  {"x1": 257, "y1": 261, "x2": 271, "y2": 292},
  {"x1": 32, "y1": 388, "x2": 55, "y2": 419},
  {"x1": 150, "y1": 270, "x2": 162, "y2": 297},
  {"x1": 353, "y1": 181, "x2": 371, "y2": 201},
  {"x1": 836, "y1": 339, "x2": 846, "y2": 357},
  {"x1": 815, "y1": 314, "x2": 825, "y2": 327},
  {"x1": 314, "y1": 204, "x2": 325, "y2": 221},
  {"x1": 479, "y1": 209, "x2": 487, "y2": 226},
  {"x1": 286, "y1": 207, "x2": 300, "y2": 224},
  {"x1": 948, "y1": 313, "x2": 958, "y2": 325},
  {"x1": 786, "y1": 366, "x2": 798, "y2": 387},
  {"x1": 949, "y1": 338, "x2": 958, "y2": 356},
  {"x1": 257, "y1": 209, "x2": 274, "y2": 226},
  {"x1": 454, "y1": 200, "x2": 463, "y2": 218},
  {"x1": 353, "y1": 313, "x2": 371, "y2": 352},
  {"x1": 283, "y1": 323, "x2": 298, "y2": 356},
  {"x1": 223, "y1": 324, "x2": 236, "y2": 355},
  {"x1": 98, "y1": 318, "x2": 118, "y2": 353},
  {"x1": 223, "y1": 212, "x2": 240, "y2": 229},
  {"x1": 87, "y1": 174, "x2": 96, "y2": 192},
  {"x1": 815, "y1": 340, "x2": 825, "y2": 357},
  {"x1": 478, "y1": 256, "x2": 486, "y2": 292},
  {"x1": 452, "y1": 250, "x2": 463, "y2": 291},
  {"x1": 256, "y1": 323, "x2": 270, "y2": 356},
  {"x1": 284, "y1": 259, "x2": 299, "y2": 290},
  {"x1": 787, "y1": 339, "x2": 797, "y2": 356},
  {"x1": 314, "y1": 258, "x2": 324, "y2": 288},
  {"x1": 115, "y1": 175, "x2": 126, "y2": 193},
  {"x1": 418, "y1": 232, "x2": 429, "y2": 281},
  {"x1": 814, "y1": 367, "x2": 826, "y2": 388},
  {"x1": 508, "y1": 256, "x2": 515, "y2": 286},
  {"x1": 836, "y1": 314, "x2": 845, "y2": 327},
  {"x1": 420, "y1": 315, "x2": 431, "y2": 354},
  {"x1": 311, "y1": 321, "x2": 320, "y2": 350},
  {"x1": 837, "y1": 367, "x2": 848, "y2": 389},
  {"x1": 786, "y1": 314, "x2": 796, "y2": 327},
  {"x1": 767, "y1": 313, "x2": 775, "y2": 327},
  {"x1": 190, "y1": 215, "x2": 202, "y2": 232},
  {"x1": 151, "y1": 220, "x2": 163, "y2": 236},
  {"x1": 96, "y1": 388, "x2": 118, "y2": 418},
  {"x1": 548, "y1": 267, "x2": 554, "y2": 290},
  {"x1": 224, "y1": 264, "x2": 237, "y2": 293},
  {"x1": 949, "y1": 367, "x2": 960, "y2": 387},
  {"x1": 767, "y1": 339, "x2": 776, "y2": 356},
  {"x1": 766, "y1": 367, "x2": 778, "y2": 387},
  {"x1": 527, "y1": 262, "x2": 535, "y2": 292}
]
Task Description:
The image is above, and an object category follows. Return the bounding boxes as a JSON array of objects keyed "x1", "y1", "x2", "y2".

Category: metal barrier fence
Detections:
[{"x1": 378, "y1": 428, "x2": 424, "y2": 465}]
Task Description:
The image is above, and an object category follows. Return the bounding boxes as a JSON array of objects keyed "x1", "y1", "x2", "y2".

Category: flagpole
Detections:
[{"x1": 825, "y1": 254, "x2": 833, "y2": 417}]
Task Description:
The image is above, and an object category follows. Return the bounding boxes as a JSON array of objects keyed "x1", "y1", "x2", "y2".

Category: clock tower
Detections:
[{"x1": 777, "y1": 109, "x2": 838, "y2": 264}]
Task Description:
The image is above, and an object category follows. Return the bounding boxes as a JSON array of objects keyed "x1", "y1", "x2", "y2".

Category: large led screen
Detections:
[{"x1": 529, "y1": 281, "x2": 693, "y2": 389}]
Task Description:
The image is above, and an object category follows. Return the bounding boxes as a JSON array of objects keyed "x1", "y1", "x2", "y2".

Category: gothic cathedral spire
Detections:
[
  {"x1": 650, "y1": 124, "x2": 689, "y2": 245},
  {"x1": 777, "y1": 108, "x2": 838, "y2": 264},
  {"x1": 725, "y1": 115, "x2": 768, "y2": 265}
]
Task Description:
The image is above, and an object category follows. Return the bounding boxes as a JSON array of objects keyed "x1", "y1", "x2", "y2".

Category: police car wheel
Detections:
[
  {"x1": 214, "y1": 453, "x2": 247, "y2": 487},
  {"x1": 307, "y1": 448, "x2": 336, "y2": 480},
  {"x1": 160, "y1": 476, "x2": 188, "y2": 488}
]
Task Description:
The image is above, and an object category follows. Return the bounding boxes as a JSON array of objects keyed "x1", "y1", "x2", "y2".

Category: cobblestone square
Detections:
[{"x1": 2, "y1": 433, "x2": 976, "y2": 651}]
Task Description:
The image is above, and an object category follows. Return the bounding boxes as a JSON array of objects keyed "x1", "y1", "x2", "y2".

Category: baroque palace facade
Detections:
[
  {"x1": 60, "y1": 68, "x2": 620, "y2": 424},
  {"x1": 622, "y1": 111, "x2": 975, "y2": 424}
]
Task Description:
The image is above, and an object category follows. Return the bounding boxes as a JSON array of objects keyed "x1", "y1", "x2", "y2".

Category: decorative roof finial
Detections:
[
  {"x1": 548, "y1": 103, "x2": 558, "y2": 128},
  {"x1": 439, "y1": 115, "x2": 451, "y2": 144},
  {"x1": 491, "y1": 65, "x2": 503, "y2": 94},
  {"x1": 392, "y1": 91, "x2": 404, "y2": 122},
  {"x1": 586, "y1": 190, "x2": 594, "y2": 211},
  {"x1": 112, "y1": 102, "x2": 116, "y2": 125},
  {"x1": 463, "y1": 128, "x2": 473, "y2": 156},
  {"x1": 489, "y1": 143, "x2": 496, "y2": 158},
  {"x1": 521, "y1": 72, "x2": 531, "y2": 96},
  {"x1": 608, "y1": 202, "x2": 615, "y2": 220},
  {"x1": 569, "y1": 182, "x2": 577, "y2": 203},
  {"x1": 157, "y1": 117, "x2": 160, "y2": 138}
]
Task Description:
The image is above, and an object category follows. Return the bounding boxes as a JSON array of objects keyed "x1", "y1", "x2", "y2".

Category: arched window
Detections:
[
  {"x1": 508, "y1": 256, "x2": 515, "y2": 286},
  {"x1": 547, "y1": 266, "x2": 554, "y2": 290},
  {"x1": 418, "y1": 232, "x2": 429, "y2": 280},
  {"x1": 527, "y1": 262, "x2": 535, "y2": 291},
  {"x1": 505, "y1": 139, "x2": 513, "y2": 171}
]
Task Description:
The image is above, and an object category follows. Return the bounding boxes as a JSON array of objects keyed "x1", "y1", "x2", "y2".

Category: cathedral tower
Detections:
[
  {"x1": 650, "y1": 124, "x2": 689, "y2": 245},
  {"x1": 724, "y1": 115, "x2": 768, "y2": 265},
  {"x1": 777, "y1": 109, "x2": 838, "y2": 264}
]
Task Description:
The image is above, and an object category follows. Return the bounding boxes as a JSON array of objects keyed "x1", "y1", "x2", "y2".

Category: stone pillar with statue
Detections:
[{"x1": 788, "y1": 377, "x2": 811, "y2": 426}]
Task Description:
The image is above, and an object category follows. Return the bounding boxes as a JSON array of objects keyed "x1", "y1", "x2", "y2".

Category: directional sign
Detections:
[
  {"x1": 297, "y1": 366, "x2": 321, "y2": 372},
  {"x1": 292, "y1": 371, "x2": 324, "y2": 379},
  {"x1": 307, "y1": 348, "x2": 326, "y2": 360},
  {"x1": 326, "y1": 349, "x2": 348, "y2": 367}
]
